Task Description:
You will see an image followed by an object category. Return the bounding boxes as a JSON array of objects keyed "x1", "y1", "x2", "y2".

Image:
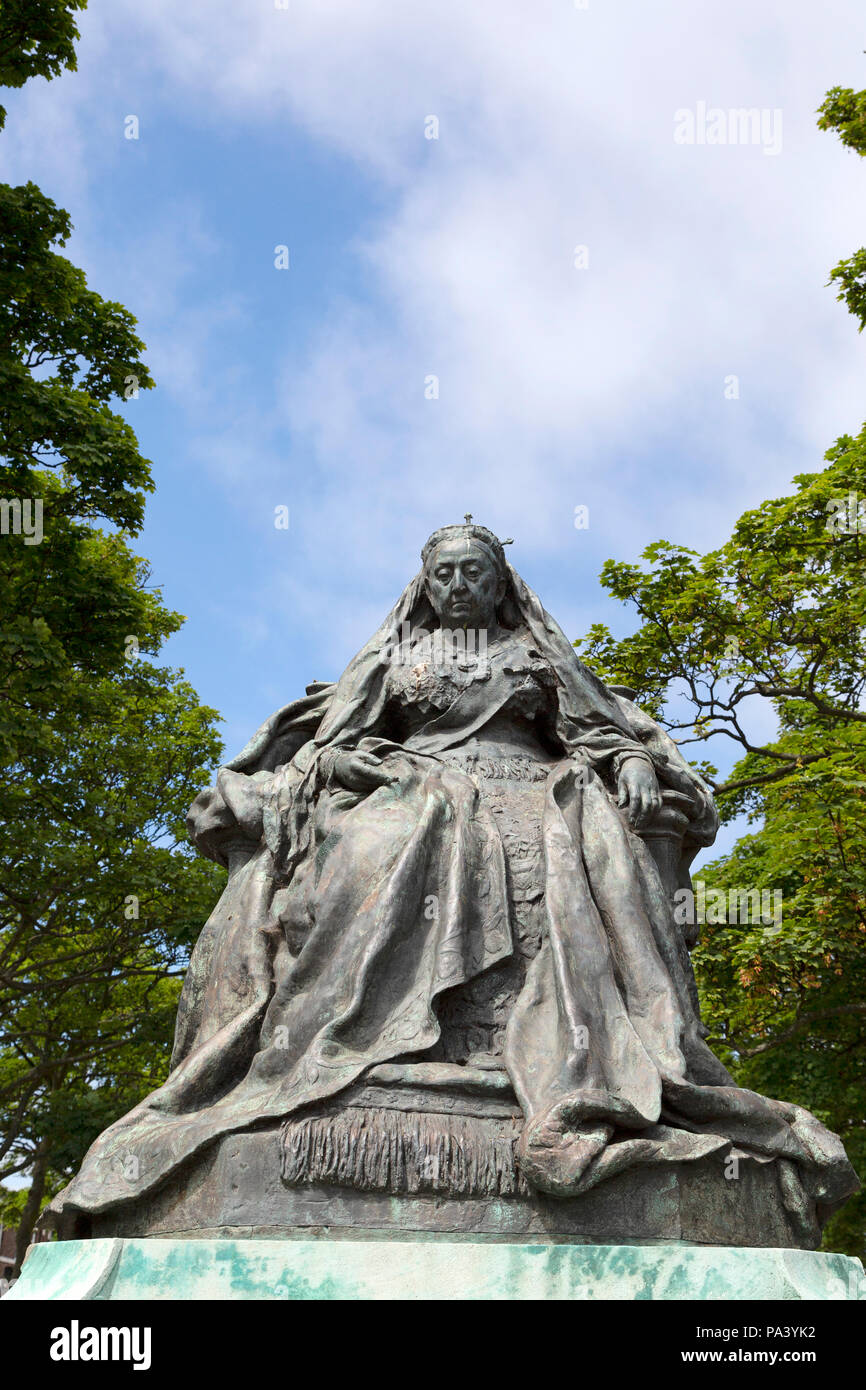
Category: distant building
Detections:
[
  {"x1": 0, "y1": 1224, "x2": 16, "y2": 1280},
  {"x1": 0, "y1": 1222, "x2": 50, "y2": 1290}
]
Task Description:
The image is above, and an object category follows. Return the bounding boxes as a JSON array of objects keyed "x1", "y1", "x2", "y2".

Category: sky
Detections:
[{"x1": 2, "y1": 0, "x2": 865, "y2": 865}]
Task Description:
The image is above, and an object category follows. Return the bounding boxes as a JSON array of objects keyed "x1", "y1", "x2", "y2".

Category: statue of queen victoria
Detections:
[{"x1": 51, "y1": 521, "x2": 857, "y2": 1247}]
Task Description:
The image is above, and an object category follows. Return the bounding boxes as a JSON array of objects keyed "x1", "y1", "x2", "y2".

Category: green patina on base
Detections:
[{"x1": 8, "y1": 1237, "x2": 866, "y2": 1301}]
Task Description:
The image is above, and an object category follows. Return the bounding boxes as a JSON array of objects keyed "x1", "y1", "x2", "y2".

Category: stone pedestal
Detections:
[
  {"x1": 8, "y1": 1236, "x2": 865, "y2": 1301},
  {"x1": 63, "y1": 1124, "x2": 830, "y2": 1250},
  {"x1": 39, "y1": 1072, "x2": 859, "y2": 1302}
]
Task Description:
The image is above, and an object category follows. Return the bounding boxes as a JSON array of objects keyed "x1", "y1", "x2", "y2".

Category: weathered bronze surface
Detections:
[{"x1": 49, "y1": 523, "x2": 859, "y2": 1245}]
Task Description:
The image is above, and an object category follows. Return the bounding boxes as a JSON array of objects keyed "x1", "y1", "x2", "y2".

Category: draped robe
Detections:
[{"x1": 49, "y1": 565, "x2": 858, "y2": 1225}]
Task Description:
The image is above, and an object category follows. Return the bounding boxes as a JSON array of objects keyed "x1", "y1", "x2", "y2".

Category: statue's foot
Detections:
[{"x1": 516, "y1": 1115, "x2": 614, "y2": 1196}]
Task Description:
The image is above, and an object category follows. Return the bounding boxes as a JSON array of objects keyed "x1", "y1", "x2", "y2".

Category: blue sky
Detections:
[{"x1": 3, "y1": 0, "x2": 866, "y2": 864}]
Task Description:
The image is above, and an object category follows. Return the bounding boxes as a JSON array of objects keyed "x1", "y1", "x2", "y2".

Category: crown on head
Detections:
[{"x1": 421, "y1": 515, "x2": 514, "y2": 577}]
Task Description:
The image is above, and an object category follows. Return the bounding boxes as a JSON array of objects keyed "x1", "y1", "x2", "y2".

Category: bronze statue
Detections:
[{"x1": 50, "y1": 522, "x2": 858, "y2": 1245}]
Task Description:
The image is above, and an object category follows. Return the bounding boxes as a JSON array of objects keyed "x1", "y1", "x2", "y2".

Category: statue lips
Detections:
[{"x1": 447, "y1": 603, "x2": 477, "y2": 628}]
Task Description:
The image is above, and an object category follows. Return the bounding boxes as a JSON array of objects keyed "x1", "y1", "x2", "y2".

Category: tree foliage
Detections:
[
  {"x1": 574, "y1": 459, "x2": 866, "y2": 1256},
  {"x1": 0, "y1": 175, "x2": 160, "y2": 768},
  {"x1": 0, "y1": 0, "x2": 225, "y2": 1273},
  {"x1": 0, "y1": 651, "x2": 225, "y2": 1268},
  {"x1": 575, "y1": 428, "x2": 866, "y2": 803},
  {"x1": 0, "y1": 0, "x2": 86, "y2": 129},
  {"x1": 818, "y1": 83, "x2": 866, "y2": 329},
  {"x1": 693, "y1": 719, "x2": 866, "y2": 1255},
  {"x1": 572, "y1": 67, "x2": 866, "y2": 1259}
]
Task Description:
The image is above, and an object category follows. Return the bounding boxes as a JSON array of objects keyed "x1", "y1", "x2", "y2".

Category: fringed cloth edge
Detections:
[{"x1": 280, "y1": 1106, "x2": 530, "y2": 1197}]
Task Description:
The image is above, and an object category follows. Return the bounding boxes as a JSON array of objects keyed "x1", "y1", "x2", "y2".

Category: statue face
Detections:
[{"x1": 424, "y1": 540, "x2": 503, "y2": 631}]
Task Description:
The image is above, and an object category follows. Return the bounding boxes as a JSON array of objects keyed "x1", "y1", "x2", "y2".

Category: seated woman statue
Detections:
[{"x1": 51, "y1": 521, "x2": 857, "y2": 1234}]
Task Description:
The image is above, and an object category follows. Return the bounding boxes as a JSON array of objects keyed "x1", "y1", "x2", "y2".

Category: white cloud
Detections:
[
  {"x1": 92, "y1": 0, "x2": 865, "y2": 526},
  {"x1": 4, "y1": 0, "x2": 865, "y2": 782},
  {"x1": 13, "y1": 0, "x2": 866, "y2": 545}
]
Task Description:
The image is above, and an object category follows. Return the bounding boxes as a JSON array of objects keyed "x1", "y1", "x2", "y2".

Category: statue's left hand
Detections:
[
  {"x1": 616, "y1": 757, "x2": 661, "y2": 830},
  {"x1": 330, "y1": 749, "x2": 398, "y2": 794}
]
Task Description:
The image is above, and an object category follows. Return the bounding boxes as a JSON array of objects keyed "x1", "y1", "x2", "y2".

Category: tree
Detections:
[
  {"x1": 1, "y1": 5, "x2": 157, "y2": 750},
  {"x1": 576, "y1": 76, "x2": 866, "y2": 805},
  {"x1": 818, "y1": 83, "x2": 866, "y2": 329},
  {"x1": 574, "y1": 428, "x2": 866, "y2": 800},
  {"x1": 0, "y1": 649, "x2": 225, "y2": 1272},
  {"x1": 693, "y1": 718, "x2": 866, "y2": 1256},
  {"x1": 572, "y1": 74, "x2": 866, "y2": 1257},
  {"x1": 0, "y1": 1, "x2": 226, "y2": 1270},
  {"x1": 0, "y1": 177, "x2": 160, "y2": 769},
  {"x1": 0, "y1": 1, "x2": 86, "y2": 130},
  {"x1": 574, "y1": 451, "x2": 866, "y2": 1256}
]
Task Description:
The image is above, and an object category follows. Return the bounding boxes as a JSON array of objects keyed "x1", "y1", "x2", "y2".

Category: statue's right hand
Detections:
[{"x1": 330, "y1": 750, "x2": 396, "y2": 794}]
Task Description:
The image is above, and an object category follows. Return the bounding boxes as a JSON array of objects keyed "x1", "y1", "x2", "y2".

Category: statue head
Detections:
[{"x1": 421, "y1": 518, "x2": 512, "y2": 632}]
